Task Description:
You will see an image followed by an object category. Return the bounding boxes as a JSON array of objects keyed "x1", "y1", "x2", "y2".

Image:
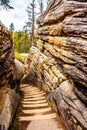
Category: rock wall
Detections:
[
  {"x1": 23, "y1": 0, "x2": 87, "y2": 130},
  {"x1": 0, "y1": 22, "x2": 14, "y2": 88},
  {"x1": 0, "y1": 88, "x2": 19, "y2": 130},
  {"x1": 0, "y1": 22, "x2": 19, "y2": 130}
]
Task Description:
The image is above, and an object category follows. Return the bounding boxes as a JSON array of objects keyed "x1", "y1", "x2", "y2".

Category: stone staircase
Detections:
[{"x1": 18, "y1": 84, "x2": 66, "y2": 130}]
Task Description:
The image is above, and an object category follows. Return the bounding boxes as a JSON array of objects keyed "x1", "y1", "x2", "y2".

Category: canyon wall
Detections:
[
  {"x1": 0, "y1": 22, "x2": 19, "y2": 130},
  {"x1": 24, "y1": 0, "x2": 87, "y2": 130}
]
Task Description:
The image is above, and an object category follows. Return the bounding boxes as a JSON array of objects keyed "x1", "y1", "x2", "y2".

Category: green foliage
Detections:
[
  {"x1": 13, "y1": 31, "x2": 32, "y2": 53},
  {"x1": 0, "y1": 0, "x2": 13, "y2": 9},
  {"x1": 15, "y1": 51, "x2": 26, "y2": 63},
  {"x1": 9, "y1": 22, "x2": 15, "y2": 32}
]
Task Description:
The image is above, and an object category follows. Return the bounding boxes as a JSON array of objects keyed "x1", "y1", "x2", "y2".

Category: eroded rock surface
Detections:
[
  {"x1": 0, "y1": 22, "x2": 14, "y2": 88},
  {"x1": 0, "y1": 22, "x2": 19, "y2": 130},
  {"x1": 23, "y1": 0, "x2": 87, "y2": 130},
  {"x1": 0, "y1": 88, "x2": 19, "y2": 130}
]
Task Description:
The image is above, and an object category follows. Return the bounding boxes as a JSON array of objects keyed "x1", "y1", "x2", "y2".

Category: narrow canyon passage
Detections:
[{"x1": 18, "y1": 84, "x2": 66, "y2": 130}]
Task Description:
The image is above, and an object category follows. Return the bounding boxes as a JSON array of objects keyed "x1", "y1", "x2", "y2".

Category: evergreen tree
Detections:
[
  {"x1": 24, "y1": 0, "x2": 36, "y2": 45},
  {"x1": 38, "y1": 0, "x2": 44, "y2": 14},
  {"x1": 13, "y1": 31, "x2": 31, "y2": 53},
  {"x1": 31, "y1": 0, "x2": 35, "y2": 44},
  {"x1": 23, "y1": 5, "x2": 32, "y2": 33},
  {"x1": 9, "y1": 22, "x2": 15, "y2": 32},
  {"x1": 0, "y1": 0, "x2": 13, "y2": 9}
]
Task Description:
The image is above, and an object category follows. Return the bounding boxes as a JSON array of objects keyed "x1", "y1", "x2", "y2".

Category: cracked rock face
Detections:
[
  {"x1": 0, "y1": 22, "x2": 19, "y2": 130},
  {"x1": 24, "y1": 0, "x2": 87, "y2": 130},
  {"x1": 0, "y1": 21, "x2": 14, "y2": 88}
]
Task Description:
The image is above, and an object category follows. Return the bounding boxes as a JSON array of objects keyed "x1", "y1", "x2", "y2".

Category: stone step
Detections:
[
  {"x1": 23, "y1": 97, "x2": 46, "y2": 101},
  {"x1": 20, "y1": 85, "x2": 38, "y2": 88},
  {"x1": 24, "y1": 91, "x2": 45, "y2": 95},
  {"x1": 22, "y1": 103, "x2": 48, "y2": 108},
  {"x1": 24, "y1": 91, "x2": 45, "y2": 94},
  {"x1": 21, "y1": 100, "x2": 46, "y2": 104},
  {"x1": 22, "y1": 107, "x2": 52, "y2": 114},
  {"x1": 20, "y1": 86, "x2": 34, "y2": 89},
  {"x1": 23, "y1": 96, "x2": 46, "y2": 100},
  {"x1": 21, "y1": 87, "x2": 38, "y2": 90},
  {"x1": 24, "y1": 93, "x2": 45, "y2": 98},
  {"x1": 23, "y1": 89, "x2": 41, "y2": 92},
  {"x1": 21, "y1": 90, "x2": 41, "y2": 93},
  {"x1": 20, "y1": 87, "x2": 40, "y2": 91},
  {"x1": 20, "y1": 84, "x2": 30, "y2": 87},
  {"x1": 26, "y1": 119, "x2": 64, "y2": 130},
  {"x1": 19, "y1": 84, "x2": 66, "y2": 130},
  {"x1": 23, "y1": 96, "x2": 45, "y2": 100},
  {"x1": 22, "y1": 90, "x2": 41, "y2": 94},
  {"x1": 20, "y1": 84, "x2": 35, "y2": 87},
  {"x1": 19, "y1": 113, "x2": 57, "y2": 121}
]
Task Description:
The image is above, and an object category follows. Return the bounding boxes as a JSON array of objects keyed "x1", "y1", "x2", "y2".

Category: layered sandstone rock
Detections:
[
  {"x1": 0, "y1": 87, "x2": 19, "y2": 130},
  {"x1": 0, "y1": 22, "x2": 19, "y2": 130},
  {"x1": 0, "y1": 22, "x2": 14, "y2": 88},
  {"x1": 23, "y1": 0, "x2": 87, "y2": 130}
]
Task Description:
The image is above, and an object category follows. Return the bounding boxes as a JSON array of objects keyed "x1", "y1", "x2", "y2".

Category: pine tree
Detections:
[
  {"x1": 31, "y1": 0, "x2": 35, "y2": 44},
  {"x1": 38, "y1": 0, "x2": 44, "y2": 14},
  {"x1": 9, "y1": 22, "x2": 15, "y2": 32},
  {"x1": 24, "y1": 0, "x2": 36, "y2": 45},
  {"x1": 0, "y1": 0, "x2": 13, "y2": 9},
  {"x1": 23, "y1": 5, "x2": 32, "y2": 33}
]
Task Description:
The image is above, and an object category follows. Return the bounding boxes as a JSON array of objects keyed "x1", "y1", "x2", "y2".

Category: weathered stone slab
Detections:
[
  {"x1": 19, "y1": 113, "x2": 57, "y2": 121},
  {"x1": 0, "y1": 89, "x2": 19, "y2": 130}
]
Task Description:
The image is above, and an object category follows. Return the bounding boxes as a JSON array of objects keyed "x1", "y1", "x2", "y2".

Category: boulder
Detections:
[
  {"x1": 11, "y1": 59, "x2": 24, "y2": 91},
  {"x1": 0, "y1": 87, "x2": 19, "y2": 130},
  {"x1": 24, "y1": 0, "x2": 87, "y2": 129}
]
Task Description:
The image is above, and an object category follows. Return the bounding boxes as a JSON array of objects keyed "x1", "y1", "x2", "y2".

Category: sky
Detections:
[{"x1": 0, "y1": 0, "x2": 47, "y2": 31}]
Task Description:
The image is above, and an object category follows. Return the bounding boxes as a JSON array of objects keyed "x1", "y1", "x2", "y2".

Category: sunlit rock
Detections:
[{"x1": 24, "y1": 0, "x2": 87, "y2": 129}]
